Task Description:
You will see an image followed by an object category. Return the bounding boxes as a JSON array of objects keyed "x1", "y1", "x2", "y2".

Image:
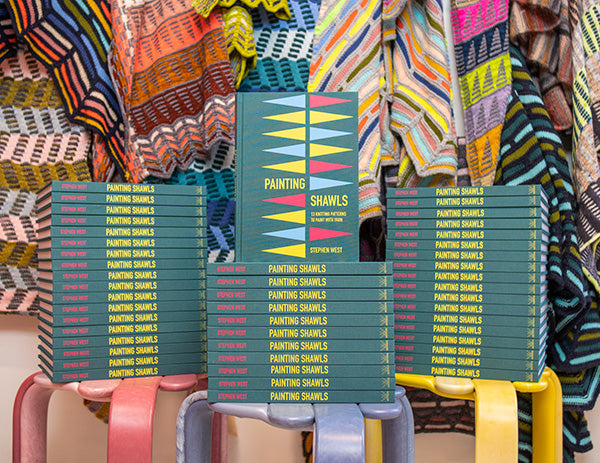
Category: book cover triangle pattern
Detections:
[{"x1": 236, "y1": 92, "x2": 359, "y2": 261}]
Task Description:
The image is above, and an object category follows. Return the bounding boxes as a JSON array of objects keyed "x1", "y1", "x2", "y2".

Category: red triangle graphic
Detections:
[
  {"x1": 309, "y1": 160, "x2": 352, "y2": 174},
  {"x1": 309, "y1": 227, "x2": 353, "y2": 241},
  {"x1": 263, "y1": 193, "x2": 306, "y2": 207},
  {"x1": 309, "y1": 94, "x2": 352, "y2": 108}
]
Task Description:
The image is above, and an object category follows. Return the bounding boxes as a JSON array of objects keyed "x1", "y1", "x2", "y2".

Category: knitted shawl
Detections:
[{"x1": 108, "y1": 0, "x2": 236, "y2": 181}]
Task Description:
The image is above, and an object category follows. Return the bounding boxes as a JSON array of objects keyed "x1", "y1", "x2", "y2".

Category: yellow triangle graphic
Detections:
[
  {"x1": 262, "y1": 210, "x2": 306, "y2": 224},
  {"x1": 263, "y1": 127, "x2": 306, "y2": 141},
  {"x1": 264, "y1": 110, "x2": 306, "y2": 124},
  {"x1": 310, "y1": 110, "x2": 351, "y2": 124},
  {"x1": 309, "y1": 143, "x2": 352, "y2": 157},
  {"x1": 263, "y1": 243, "x2": 306, "y2": 258},
  {"x1": 263, "y1": 160, "x2": 306, "y2": 174}
]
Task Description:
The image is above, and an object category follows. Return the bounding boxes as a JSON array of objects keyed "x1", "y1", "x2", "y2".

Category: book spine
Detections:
[
  {"x1": 208, "y1": 376, "x2": 394, "y2": 390},
  {"x1": 44, "y1": 214, "x2": 206, "y2": 228},
  {"x1": 390, "y1": 228, "x2": 547, "y2": 241},
  {"x1": 207, "y1": 288, "x2": 393, "y2": 302},
  {"x1": 42, "y1": 181, "x2": 205, "y2": 196},
  {"x1": 392, "y1": 280, "x2": 544, "y2": 295},
  {"x1": 393, "y1": 311, "x2": 541, "y2": 328},
  {"x1": 41, "y1": 309, "x2": 206, "y2": 327},
  {"x1": 393, "y1": 331, "x2": 546, "y2": 350},
  {"x1": 39, "y1": 203, "x2": 205, "y2": 217},
  {"x1": 43, "y1": 351, "x2": 207, "y2": 371},
  {"x1": 387, "y1": 239, "x2": 547, "y2": 252},
  {"x1": 387, "y1": 217, "x2": 548, "y2": 230},
  {"x1": 207, "y1": 389, "x2": 394, "y2": 403},
  {"x1": 394, "y1": 301, "x2": 546, "y2": 317},
  {"x1": 40, "y1": 191, "x2": 206, "y2": 206},
  {"x1": 39, "y1": 226, "x2": 206, "y2": 239},
  {"x1": 208, "y1": 261, "x2": 391, "y2": 275},
  {"x1": 388, "y1": 185, "x2": 540, "y2": 197},
  {"x1": 39, "y1": 277, "x2": 206, "y2": 293},
  {"x1": 209, "y1": 325, "x2": 393, "y2": 339},
  {"x1": 41, "y1": 330, "x2": 207, "y2": 348},
  {"x1": 40, "y1": 257, "x2": 206, "y2": 271},
  {"x1": 39, "y1": 289, "x2": 206, "y2": 305},
  {"x1": 208, "y1": 338, "x2": 394, "y2": 352},
  {"x1": 208, "y1": 301, "x2": 392, "y2": 314},
  {"x1": 394, "y1": 343, "x2": 542, "y2": 360},
  {"x1": 208, "y1": 351, "x2": 394, "y2": 364},
  {"x1": 388, "y1": 207, "x2": 543, "y2": 219},
  {"x1": 41, "y1": 299, "x2": 206, "y2": 314},
  {"x1": 393, "y1": 269, "x2": 547, "y2": 284},
  {"x1": 393, "y1": 352, "x2": 544, "y2": 369},
  {"x1": 393, "y1": 322, "x2": 541, "y2": 338},
  {"x1": 207, "y1": 274, "x2": 392, "y2": 288},
  {"x1": 207, "y1": 313, "x2": 393, "y2": 327},
  {"x1": 388, "y1": 248, "x2": 547, "y2": 262},
  {"x1": 394, "y1": 363, "x2": 542, "y2": 382},
  {"x1": 393, "y1": 289, "x2": 547, "y2": 306},
  {"x1": 389, "y1": 194, "x2": 543, "y2": 208},
  {"x1": 39, "y1": 268, "x2": 206, "y2": 283},
  {"x1": 207, "y1": 363, "x2": 394, "y2": 377},
  {"x1": 41, "y1": 320, "x2": 207, "y2": 337},
  {"x1": 38, "y1": 236, "x2": 207, "y2": 249},
  {"x1": 392, "y1": 259, "x2": 545, "y2": 274},
  {"x1": 39, "y1": 247, "x2": 207, "y2": 261},
  {"x1": 44, "y1": 340, "x2": 207, "y2": 360}
]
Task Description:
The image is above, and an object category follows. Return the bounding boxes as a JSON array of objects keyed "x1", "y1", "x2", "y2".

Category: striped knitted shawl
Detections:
[
  {"x1": 193, "y1": 0, "x2": 291, "y2": 20},
  {"x1": 0, "y1": 42, "x2": 92, "y2": 314},
  {"x1": 5, "y1": 0, "x2": 127, "y2": 183},
  {"x1": 0, "y1": 0, "x2": 16, "y2": 62},
  {"x1": 240, "y1": 0, "x2": 320, "y2": 91},
  {"x1": 108, "y1": 0, "x2": 236, "y2": 181},
  {"x1": 451, "y1": 0, "x2": 512, "y2": 186}
]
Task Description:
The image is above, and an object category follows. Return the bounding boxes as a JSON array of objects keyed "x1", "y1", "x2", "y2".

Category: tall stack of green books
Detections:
[
  {"x1": 35, "y1": 181, "x2": 207, "y2": 382},
  {"x1": 387, "y1": 185, "x2": 549, "y2": 382},
  {"x1": 206, "y1": 262, "x2": 395, "y2": 402},
  {"x1": 208, "y1": 91, "x2": 395, "y2": 402}
]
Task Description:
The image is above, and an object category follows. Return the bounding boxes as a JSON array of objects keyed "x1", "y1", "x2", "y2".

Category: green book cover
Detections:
[
  {"x1": 388, "y1": 185, "x2": 541, "y2": 198},
  {"x1": 392, "y1": 259, "x2": 546, "y2": 274},
  {"x1": 37, "y1": 236, "x2": 207, "y2": 250},
  {"x1": 208, "y1": 351, "x2": 394, "y2": 364},
  {"x1": 208, "y1": 261, "x2": 391, "y2": 275},
  {"x1": 208, "y1": 313, "x2": 393, "y2": 327},
  {"x1": 390, "y1": 228, "x2": 547, "y2": 241},
  {"x1": 39, "y1": 329, "x2": 207, "y2": 348},
  {"x1": 207, "y1": 274, "x2": 392, "y2": 289},
  {"x1": 39, "y1": 257, "x2": 206, "y2": 272},
  {"x1": 236, "y1": 92, "x2": 359, "y2": 262},
  {"x1": 393, "y1": 322, "x2": 543, "y2": 339},
  {"x1": 39, "y1": 267, "x2": 206, "y2": 283},
  {"x1": 387, "y1": 239, "x2": 547, "y2": 253},
  {"x1": 38, "y1": 288, "x2": 206, "y2": 304},
  {"x1": 37, "y1": 202, "x2": 206, "y2": 218},
  {"x1": 394, "y1": 330, "x2": 548, "y2": 350},
  {"x1": 39, "y1": 319, "x2": 207, "y2": 337},
  {"x1": 208, "y1": 389, "x2": 394, "y2": 403},
  {"x1": 388, "y1": 206, "x2": 544, "y2": 219},
  {"x1": 208, "y1": 325, "x2": 394, "y2": 339},
  {"x1": 393, "y1": 288, "x2": 547, "y2": 306},
  {"x1": 208, "y1": 301, "x2": 391, "y2": 315},
  {"x1": 389, "y1": 194, "x2": 543, "y2": 208},
  {"x1": 208, "y1": 338, "x2": 394, "y2": 352},
  {"x1": 38, "y1": 225, "x2": 206, "y2": 240},
  {"x1": 37, "y1": 180, "x2": 205, "y2": 198},
  {"x1": 387, "y1": 217, "x2": 549, "y2": 230},
  {"x1": 394, "y1": 363, "x2": 543, "y2": 383},
  {"x1": 44, "y1": 339, "x2": 207, "y2": 360},
  {"x1": 207, "y1": 287, "x2": 392, "y2": 302},
  {"x1": 40, "y1": 299, "x2": 206, "y2": 315},
  {"x1": 394, "y1": 301, "x2": 548, "y2": 317},
  {"x1": 394, "y1": 352, "x2": 546, "y2": 371},
  {"x1": 41, "y1": 214, "x2": 207, "y2": 229},
  {"x1": 392, "y1": 280, "x2": 545, "y2": 295},
  {"x1": 209, "y1": 376, "x2": 394, "y2": 390},
  {"x1": 388, "y1": 248, "x2": 547, "y2": 262},
  {"x1": 394, "y1": 343, "x2": 543, "y2": 360},
  {"x1": 393, "y1": 269, "x2": 547, "y2": 284},
  {"x1": 393, "y1": 311, "x2": 542, "y2": 328},
  {"x1": 39, "y1": 361, "x2": 206, "y2": 383},
  {"x1": 38, "y1": 275, "x2": 206, "y2": 293},
  {"x1": 208, "y1": 363, "x2": 394, "y2": 377},
  {"x1": 39, "y1": 246, "x2": 207, "y2": 263}
]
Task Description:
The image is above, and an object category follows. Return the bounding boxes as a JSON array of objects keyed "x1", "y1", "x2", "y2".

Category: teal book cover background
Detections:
[{"x1": 235, "y1": 92, "x2": 359, "y2": 262}]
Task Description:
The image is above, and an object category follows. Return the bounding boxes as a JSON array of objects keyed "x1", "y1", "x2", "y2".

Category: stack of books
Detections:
[
  {"x1": 387, "y1": 185, "x2": 549, "y2": 382},
  {"x1": 206, "y1": 262, "x2": 396, "y2": 402},
  {"x1": 35, "y1": 181, "x2": 208, "y2": 382}
]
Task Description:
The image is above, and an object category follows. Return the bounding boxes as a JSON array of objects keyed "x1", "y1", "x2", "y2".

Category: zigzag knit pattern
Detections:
[
  {"x1": 239, "y1": 0, "x2": 320, "y2": 91},
  {"x1": 5, "y1": 0, "x2": 128, "y2": 183},
  {"x1": 0, "y1": 0, "x2": 16, "y2": 63},
  {"x1": 193, "y1": 0, "x2": 291, "y2": 20},
  {"x1": 222, "y1": 5, "x2": 258, "y2": 88},
  {"x1": 384, "y1": 0, "x2": 458, "y2": 179},
  {"x1": 451, "y1": 0, "x2": 511, "y2": 185},
  {"x1": 108, "y1": 0, "x2": 236, "y2": 181},
  {"x1": 0, "y1": 42, "x2": 92, "y2": 313},
  {"x1": 308, "y1": 0, "x2": 384, "y2": 223}
]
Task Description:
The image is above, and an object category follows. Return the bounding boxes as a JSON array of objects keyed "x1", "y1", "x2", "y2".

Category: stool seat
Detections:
[
  {"x1": 13, "y1": 371, "x2": 211, "y2": 463},
  {"x1": 177, "y1": 386, "x2": 414, "y2": 463}
]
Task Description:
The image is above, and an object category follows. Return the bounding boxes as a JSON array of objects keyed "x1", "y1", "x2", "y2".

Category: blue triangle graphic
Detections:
[
  {"x1": 309, "y1": 127, "x2": 352, "y2": 141},
  {"x1": 310, "y1": 176, "x2": 353, "y2": 191},
  {"x1": 264, "y1": 95, "x2": 306, "y2": 108},
  {"x1": 264, "y1": 143, "x2": 306, "y2": 157},
  {"x1": 263, "y1": 226, "x2": 306, "y2": 241}
]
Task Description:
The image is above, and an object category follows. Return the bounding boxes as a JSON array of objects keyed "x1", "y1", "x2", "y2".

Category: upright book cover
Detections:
[{"x1": 235, "y1": 92, "x2": 359, "y2": 262}]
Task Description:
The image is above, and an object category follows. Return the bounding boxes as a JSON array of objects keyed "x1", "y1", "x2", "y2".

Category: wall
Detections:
[{"x1": 2, "y1": 314, "x2": 599, "y2": 462}]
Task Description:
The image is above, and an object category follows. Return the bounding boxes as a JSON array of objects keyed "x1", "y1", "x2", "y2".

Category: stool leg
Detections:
[
  {"x1": 108, "y1": 377, "x2": 162, "y2": 463},
  {"x1": 176, "y1": 392, "x2": 213, "y2": 463},
  {"x1": 13, "y1": 373, "x2": 54, "y2": 463},
  {"x1": 473, "y1": 379, "x2": 518, "y2": 462},
  {"x1": 313, "y1": 404, "x2": 365, "y2": 463},
  {"x1": 381, "y1": 392, "x2": 415, "y2": 463},
  {"x1": 532, "y1": 369, "x2": 562, "y2": 463}
]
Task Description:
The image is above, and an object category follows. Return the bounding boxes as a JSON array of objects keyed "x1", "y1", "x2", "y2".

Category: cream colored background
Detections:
[{"x1": 1, "y1": 315, "x2": 599, "y2": 462}]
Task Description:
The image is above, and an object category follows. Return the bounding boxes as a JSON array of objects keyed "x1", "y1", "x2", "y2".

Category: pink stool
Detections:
[{"x1": 13, "y1": 371, "x2": 225, "y2": 463}]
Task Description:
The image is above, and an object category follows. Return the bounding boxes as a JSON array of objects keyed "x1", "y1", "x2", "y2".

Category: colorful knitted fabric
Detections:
[
  {"x1": 0, "y1": 42, "x2": 92, "y2": 314},
  {"x1": 308, "y1": 0, "x2": 386, "y2": 222},
  {"x1": 239, "y1": 0, "x2": 320, "y2": 92},
  {"x1": 509, "y1": 0, "x2": 573, "y2": 133},
  {"x1": 451, "y1": 0, "x2": 511, "y2": 185},
  {"x1": 384, "y1": 0, "x2": 458, "y2": 181},
  {"x1": 192, "y1": 0, "x2": 291, "y2": 20},
  {"x1": 5, "y1": 0, "x2": 127, "y2": 183},
  {"x1": 108, "y1": 0, "x2": 236, "y2": 181},
  {"x1": 222, "y1": 5, "x2": 258, "y2": 88},
  {"x1": 0, "y1": 0, "x2": 16, "y2": 63}
]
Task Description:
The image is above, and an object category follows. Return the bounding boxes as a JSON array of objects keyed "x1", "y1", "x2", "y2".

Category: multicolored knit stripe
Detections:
[
  {"x1": 494, "y1": 45, "x2": 589, "y2": 338},
  {"x1": 0, "y1": 0, "x2": 17, "y2": 63},
  {"x1": 5, "y1": 0, "x2": 129, "y2": 182},
  {"x1": 239, "y1": 0, "x2": 320, "y2": 91},
  {"x1": 557, "y1": 362, "x2": 600, "y2": 410},
  {"x1": 308, "y1": 0, "x2": 384, "y2": 222},
  {"x1": 193, "y1": 0, "x2": 291, "y2": 20},
  {"x1": 563, "y1": 409, "x2": 593, "y2": 455},
  {"x1": 0, "y1": 288, "x2": 38, "y2": 313},
  {"x1": 146, "y1": 140, "x2": 235, "y2": 262},
  {"x1": 222, "y1": 5, "x2": 258, "y2": 88},
  {"x1": 451, "y1": 0, "x2": 511, "y2": 185},
  {"x1": 0, "y1": 263, "x2": 37, "y2": 290},
  {"x1": 386, "y1": 0, "x2": 457, "y2": 179},
  {"x1": 0, "y1": 188, "x2": 37, "y2": 217},
  {"x1": 509, "y1": 0, "x2": 573, "y2": 133},
  {"x1": 108, "y1": 0, "x2": 236, "y2": 181}
]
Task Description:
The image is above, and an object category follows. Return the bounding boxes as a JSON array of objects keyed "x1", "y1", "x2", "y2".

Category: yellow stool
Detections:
[{"x1": 395, "y1": 367, "x2": 562, "y2": 463}]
